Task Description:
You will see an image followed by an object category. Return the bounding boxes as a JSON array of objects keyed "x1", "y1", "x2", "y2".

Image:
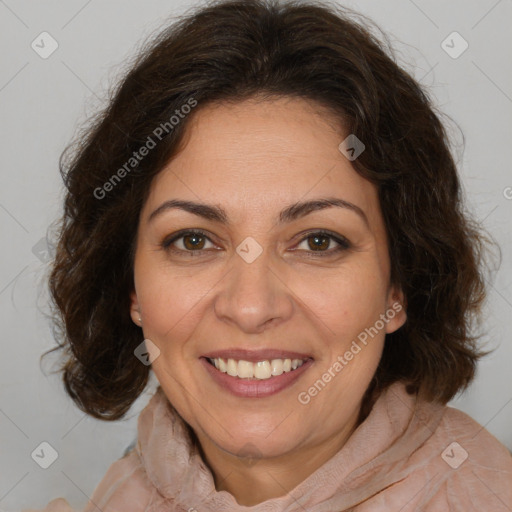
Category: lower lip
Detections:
[{"x1": 200, "y1": 357, "x2": 314, "y2": 398}]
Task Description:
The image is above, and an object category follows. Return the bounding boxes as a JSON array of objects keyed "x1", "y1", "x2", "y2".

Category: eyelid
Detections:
[{"x1": 292, "y1": 229, "x2": 351, "y2": 255}]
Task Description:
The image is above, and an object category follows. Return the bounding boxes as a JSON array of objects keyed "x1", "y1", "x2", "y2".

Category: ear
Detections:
[
  {"x1": 130, "y1": 290, "x2": 143, "y2": 327},
  {"x1": 384, "y1": 284, "x2": 407, "y2": 334}
]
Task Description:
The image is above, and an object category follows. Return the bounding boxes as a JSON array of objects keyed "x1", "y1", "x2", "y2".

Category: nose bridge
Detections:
[{"x1": 214, "y1": 238, "x2": 293, "y2": 332}]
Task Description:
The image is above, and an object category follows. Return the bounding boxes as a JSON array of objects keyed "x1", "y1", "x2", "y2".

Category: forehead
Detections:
[{"x1": 141, "y1": 97, "x2": 381, "y2": 229}]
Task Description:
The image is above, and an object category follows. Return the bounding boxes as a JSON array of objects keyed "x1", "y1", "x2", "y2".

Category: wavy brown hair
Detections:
[{"x1": 43, "y1": 0, "x2": 498, "y2": 421}]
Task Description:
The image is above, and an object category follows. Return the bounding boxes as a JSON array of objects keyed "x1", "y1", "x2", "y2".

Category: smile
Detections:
[
  {"x1": 201, "y1": 353, "x2": 314, "y2": 398},
  {"x1": 207, "y1": 357, "x2": 308, "y2": 380}
]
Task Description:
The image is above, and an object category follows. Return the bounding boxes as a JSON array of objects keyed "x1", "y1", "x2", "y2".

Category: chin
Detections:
[
  {"x1": 205, "y1": 421, "x2": 305, "y2": 460},
  {"x1": 222, "y1": 436, "x2": 299, "y2": 461}
]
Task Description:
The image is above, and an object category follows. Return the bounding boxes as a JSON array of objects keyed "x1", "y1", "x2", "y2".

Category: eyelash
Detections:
[{"x1": 161, "y1": 229, "x2": 351, "y2": 258}]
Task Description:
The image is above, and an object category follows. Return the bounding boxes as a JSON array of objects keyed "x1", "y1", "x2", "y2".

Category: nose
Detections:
[{"x1": 213, "y1": 245, "x2": 294, "y2": 334}]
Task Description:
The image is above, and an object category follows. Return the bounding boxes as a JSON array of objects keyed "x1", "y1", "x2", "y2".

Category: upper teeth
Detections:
[{"x1": 209, "y1": 358, "x2": 306, "y2": 379}]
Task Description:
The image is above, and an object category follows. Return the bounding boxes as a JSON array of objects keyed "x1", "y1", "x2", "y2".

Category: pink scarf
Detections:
[{"x1": 32, "y1": 381, "x2": 512, "y2": 511}]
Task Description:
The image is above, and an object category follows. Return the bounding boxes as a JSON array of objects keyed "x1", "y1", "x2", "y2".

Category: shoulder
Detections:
[
  {"x1": 82, "y1": 448, "x2": 154, "y2": 511},
  {"x1": 414, "y1": 403, "x2": 512, "y2": 511},
  {"x1": 23, "y1": 448, "x2": 155, "y2": 512},
  {"x1": 359, "y1": 393, "x2": 512, "y2": 511},
  {"x1": 437, "y1": 404, "x2": 512, "y2": 471}
]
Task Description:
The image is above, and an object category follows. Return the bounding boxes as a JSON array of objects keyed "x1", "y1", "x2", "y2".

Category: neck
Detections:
[{"x1": 194, "y1": 412, "x2": 360, "y2": 506}]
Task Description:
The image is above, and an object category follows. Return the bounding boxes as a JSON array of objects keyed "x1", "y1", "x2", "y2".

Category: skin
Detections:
[{"x1": 129, "y1": 95, "x2": 407, "y2": 505}]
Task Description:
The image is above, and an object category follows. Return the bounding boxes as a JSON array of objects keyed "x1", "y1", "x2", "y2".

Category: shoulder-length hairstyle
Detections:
[{"x1": 44, "y1": 0, "x2": 497, "y2": 421}]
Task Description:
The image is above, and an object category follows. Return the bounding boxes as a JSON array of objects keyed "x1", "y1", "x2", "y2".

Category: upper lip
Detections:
[{"x1": 201, "y1": 349, "x2": 313, "y2": 363}]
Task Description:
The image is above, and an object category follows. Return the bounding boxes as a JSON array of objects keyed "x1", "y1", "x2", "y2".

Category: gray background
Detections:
[{"x1": 0, "y1": 0, "x2": 511, "y2": 509}]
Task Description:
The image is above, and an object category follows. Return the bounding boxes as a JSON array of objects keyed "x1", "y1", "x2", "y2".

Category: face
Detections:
[{"x1": 130, "y1": 96, "x2": 406, "y2": 464}]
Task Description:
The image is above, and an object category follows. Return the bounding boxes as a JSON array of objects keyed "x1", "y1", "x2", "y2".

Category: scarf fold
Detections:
[{"x1": 135, "y1": 381, "x2": 446, "y2": 511}]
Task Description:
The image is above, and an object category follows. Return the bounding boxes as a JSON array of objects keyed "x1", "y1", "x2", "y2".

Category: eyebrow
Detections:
[{"x1": 147, "y1": 197, "x2": 369, "y2": 228}]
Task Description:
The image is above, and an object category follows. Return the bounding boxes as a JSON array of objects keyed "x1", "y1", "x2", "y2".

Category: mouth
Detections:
[
  {"x1": 201, "y1": 348, "x2": 313, "y2": 378},
  {"x1": 199, "y1": 349, "x2": 314, "y2": 398},
  {"x1": 204, "y1": 356, "x2": 312, "y2": 380}
]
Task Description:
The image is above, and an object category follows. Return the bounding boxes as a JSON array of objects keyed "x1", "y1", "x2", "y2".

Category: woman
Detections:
[{"x1": 30, "y1": 0, "x2": 512, "y2": 510}]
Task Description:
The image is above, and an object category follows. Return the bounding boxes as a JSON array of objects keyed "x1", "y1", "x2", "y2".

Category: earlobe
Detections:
[
  {"x1": 129, "y1": 291, "x2": 143, "y2": 327},
  {"x1": 385, "y1": 286, "x2": 407, "y2": 334}
]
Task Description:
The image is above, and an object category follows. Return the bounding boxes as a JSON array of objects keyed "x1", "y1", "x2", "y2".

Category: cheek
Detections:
[
  {"x1": 294, "y1": 262, "x2": 387, "y2": 332},
  {"x1": 135, "y1": 261, "x2": 217, "y2": 345}
]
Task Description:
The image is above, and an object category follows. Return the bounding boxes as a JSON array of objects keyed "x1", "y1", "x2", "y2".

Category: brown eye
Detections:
[
  {"x1": 162, "y1": 230, "x2": 215, "y2": 255},
  {"x1": 307, "y1": 234, "x2": 330, "y2": 251},
  {"x1": 182, "y1": 233, "x2": 206, "y2": 250},
  {"x1": 295, "y1": 231, "x2": 350, "y2": 257}
]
